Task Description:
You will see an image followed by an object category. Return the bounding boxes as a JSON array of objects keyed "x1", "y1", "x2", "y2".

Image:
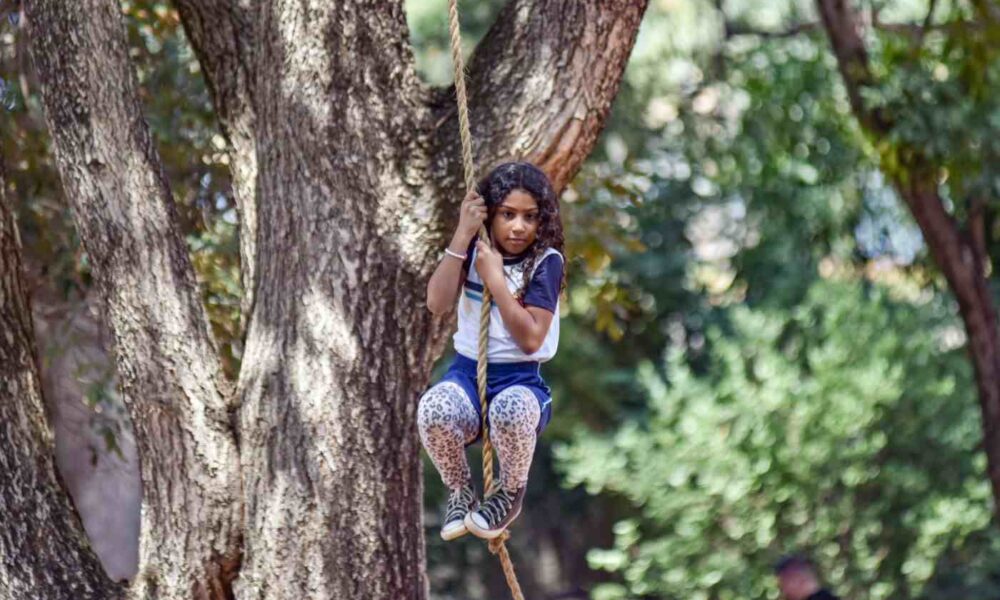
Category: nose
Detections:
[{"x1": 511, "y1": 218, "x2": 526, "y2": 233}]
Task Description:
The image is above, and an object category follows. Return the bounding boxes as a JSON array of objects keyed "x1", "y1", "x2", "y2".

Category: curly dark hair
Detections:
[{"x1": 475, "y1": 161, "x2": 565, "y2": 297}]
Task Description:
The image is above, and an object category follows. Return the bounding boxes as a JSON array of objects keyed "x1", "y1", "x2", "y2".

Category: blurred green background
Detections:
[{"x1": 3, "y1": 0, "x2": 1000, "y2": 598}]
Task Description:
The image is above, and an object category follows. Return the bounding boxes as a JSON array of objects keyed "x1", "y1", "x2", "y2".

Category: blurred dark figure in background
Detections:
[{"x1": 774, "y1": 555, "x2": 840, "y2": 600}]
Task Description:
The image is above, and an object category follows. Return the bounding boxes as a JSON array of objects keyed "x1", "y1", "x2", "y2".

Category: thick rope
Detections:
[{"x1": 446, "y1": 2, "x2": 525, "y2": 599}]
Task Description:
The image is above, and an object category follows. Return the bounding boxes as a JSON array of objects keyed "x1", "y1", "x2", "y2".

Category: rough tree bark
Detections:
[
  {"x1": 18, "y1": 0, "x2": 648, "y2": 598},
  {"x1": 172, "y1": 1, "x2": 647, "y2": 597},
  {"x1": 25, "y1": 1, "x2": 243, "y2": 597},
  {"x1": 816, "y1": 0, "x2": 1000, "y2": 510},
  {"x1": 171, "y1": 0, "x2": 259, "y2": 332},
  {"x1": 0, "y1": 158, "x2": 123, "y2": 598}
]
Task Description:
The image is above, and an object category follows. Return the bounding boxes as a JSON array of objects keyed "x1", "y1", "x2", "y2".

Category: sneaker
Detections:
[
  {"x1": 441, "y1": 482, "x2": 478, "y2": 541},
  {"x1": 464, "y1": 486, "x2": 525, "y2": 539}
]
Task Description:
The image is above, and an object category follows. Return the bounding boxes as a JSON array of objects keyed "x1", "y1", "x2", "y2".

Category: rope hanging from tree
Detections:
[{"x1": 446, "y1": 1, "x2": 525, "y2": 598}]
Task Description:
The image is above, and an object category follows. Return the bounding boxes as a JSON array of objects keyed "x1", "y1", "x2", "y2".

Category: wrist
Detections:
[
  {"x1": 442, "y1": 247, "x2": 465, "y2": 261},
  {"x1": 449, "y1": 231, "x2": 474, "y2": 253},
  {"x1": 482, "y1": 271, "x2": 505, "y2": 293}
]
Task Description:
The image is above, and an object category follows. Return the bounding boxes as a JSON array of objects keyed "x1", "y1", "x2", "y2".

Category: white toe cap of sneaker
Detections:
[
  {"x1": 468, "y1": 511, "x2": 489, "y2": 531},
  {"x1": 441, "y1": 520, "x2": 467, "y2": 541}
]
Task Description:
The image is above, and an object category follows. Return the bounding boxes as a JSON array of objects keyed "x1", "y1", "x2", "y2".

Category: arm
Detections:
[
  {"x1": 491, "y1": 291, "x2": 555, "y2": 356},
  {"x1": 476, "y1": 242, "x2": 557, "y2": 355},
  {"x1": 425, "y1": 234, "x2": 472, "y2": 315},
  {"x1": 426, "y1": 192, "x2": 487, "y2": 315}
]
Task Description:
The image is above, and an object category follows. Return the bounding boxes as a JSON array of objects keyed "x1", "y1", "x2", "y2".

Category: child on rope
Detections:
[{"x1": 419, "y1": 161, "x2": 565, "y2": 541}]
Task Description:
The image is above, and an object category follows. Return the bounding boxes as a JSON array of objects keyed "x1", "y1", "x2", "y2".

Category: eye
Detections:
[
  {"x1": 525, "y1": 213, "x2": 539, "y2": 222},
  {"x1": 502, "y1": 210, "x2": 515, "y2": 219}
]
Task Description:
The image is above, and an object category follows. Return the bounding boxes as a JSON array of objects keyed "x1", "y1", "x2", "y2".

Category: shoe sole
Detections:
[
  {"x1": 441, "y1": 520, "x2": 468, "y2": 541},
  {"x1": 463, "y1": 505, "x2": 521, "y2": 540}
]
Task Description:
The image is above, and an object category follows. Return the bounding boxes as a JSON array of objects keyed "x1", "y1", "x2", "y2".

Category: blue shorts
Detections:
[{"x1": 437, "y1": 354, "x2": 553, "y2": 446}]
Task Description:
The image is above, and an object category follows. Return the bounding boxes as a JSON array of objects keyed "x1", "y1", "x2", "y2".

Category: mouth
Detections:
[{"x1": 508, "y1": 238, "x2": 528, "y2": 245}]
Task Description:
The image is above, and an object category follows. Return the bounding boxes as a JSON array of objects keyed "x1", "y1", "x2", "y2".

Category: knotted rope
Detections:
[{"x1": 446, "y1": 1, "x2": 525, "y2": 598}]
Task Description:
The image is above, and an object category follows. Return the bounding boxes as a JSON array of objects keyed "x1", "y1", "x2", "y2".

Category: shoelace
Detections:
[
  {"x1": 478, "y1": 488, "x2": 515, "y2": 527},
  {"x1": 445, "y1": 485, "x2": 475, "y2": 523}
]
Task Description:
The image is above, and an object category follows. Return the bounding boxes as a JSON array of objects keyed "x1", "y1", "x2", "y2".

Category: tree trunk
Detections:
[
  {"x1": 20, "y1": 0, "x2": 647, "y2": 597},
  {"x1": 897, "y1": 175, "x2": 1000, "y2": 507},
  {"x1": 231, "y1": 2, "x2": 646, "y2": 596},
  {"x1": 816, "y1": 0, "x2": 1000, "y2": 512},
  {"x1": 25, "y1": 2, "x2": 242, "y2": 597},
  {"x1": 0, "y1": 157, "x2": 123, "y2": 599}
]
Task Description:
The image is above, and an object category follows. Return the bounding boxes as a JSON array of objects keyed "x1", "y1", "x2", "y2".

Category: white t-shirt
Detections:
[{"x1": 453, "y1": 246, "x2": 564, "y2": 363}]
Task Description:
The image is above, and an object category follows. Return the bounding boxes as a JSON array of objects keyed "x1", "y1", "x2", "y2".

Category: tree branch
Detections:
[
  {"x1": 433, "y1": 0, "x2": 648, "y2": 195},
  {"x1": 25, "y1": 1, "x2": 242, "y2": 596},
  {"x1": 172, "y1": 0, "x2": 260, "y2": 336},
  {"x1": 897, "y1": 173, "x2": 1000, "y2": 506},
  {"x1": 415, "y1": 0, "x2": 646, "y2": 273},
  {"x1": 817, "y1": 0, "x2": 1000, "y2": 511},
  {"x1": 815, "y1": 0, "x2": 891, "y2": 134},
  {"x1": 969, "y1": 194, "x2": 989, "y2": 271},
  {"x1": 970, "y1": 0, "x2": 1000, "y2": 23},
  {"x1": 0, "y1": 153, "x2": 123, "y2": 600},
  {"x1": 723, "y1": 12, "x2": 972, "y2": 43},
  {"x1": 171, "y1": 0, "x2": 255, "y2": 131},
  {"x1": 916, "y1": 0, "x2": 939, "y2": 48},
  {"x1": 724, "y1": 20, "x2": 821, "y2": 39}
]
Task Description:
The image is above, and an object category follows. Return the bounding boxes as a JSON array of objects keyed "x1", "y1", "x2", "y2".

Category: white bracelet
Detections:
[{"x1": 443, "y1": 247, "x2": 466, "y2": 261}]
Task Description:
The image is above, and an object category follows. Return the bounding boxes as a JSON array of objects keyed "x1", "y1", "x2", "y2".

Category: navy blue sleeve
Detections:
[{"x1": 522, "y1": 253, "x2": 564, "y2": 312}]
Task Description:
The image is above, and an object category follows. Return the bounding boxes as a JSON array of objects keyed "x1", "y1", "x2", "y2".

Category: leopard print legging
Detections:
[{"x1": 417, "y1": 382, "x2": 540, "y2": 493}]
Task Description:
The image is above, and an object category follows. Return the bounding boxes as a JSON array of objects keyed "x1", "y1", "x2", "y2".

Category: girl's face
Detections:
[{"x1": 490, "y1": 189, "x2": 540, "y2": 256}]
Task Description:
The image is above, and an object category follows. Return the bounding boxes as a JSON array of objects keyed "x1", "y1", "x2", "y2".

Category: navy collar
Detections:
[{"x1": 502, "y1": 251, "x2": 531, "y2": 266}]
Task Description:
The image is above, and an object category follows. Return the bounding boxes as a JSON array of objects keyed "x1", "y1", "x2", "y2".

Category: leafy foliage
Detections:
[{"x1": 559, "y1": 281, "x2": 995, "y2": 600}]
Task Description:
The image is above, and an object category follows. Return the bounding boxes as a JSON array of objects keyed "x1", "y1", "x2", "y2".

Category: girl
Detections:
[{"x1": 418, "y1": 161, "x2": 565, "y2": 541}]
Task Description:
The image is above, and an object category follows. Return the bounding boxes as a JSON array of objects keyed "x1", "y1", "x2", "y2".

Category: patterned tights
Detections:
[{"x1": 417, "y1": 381, "x2": 540, "y2": 493}]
